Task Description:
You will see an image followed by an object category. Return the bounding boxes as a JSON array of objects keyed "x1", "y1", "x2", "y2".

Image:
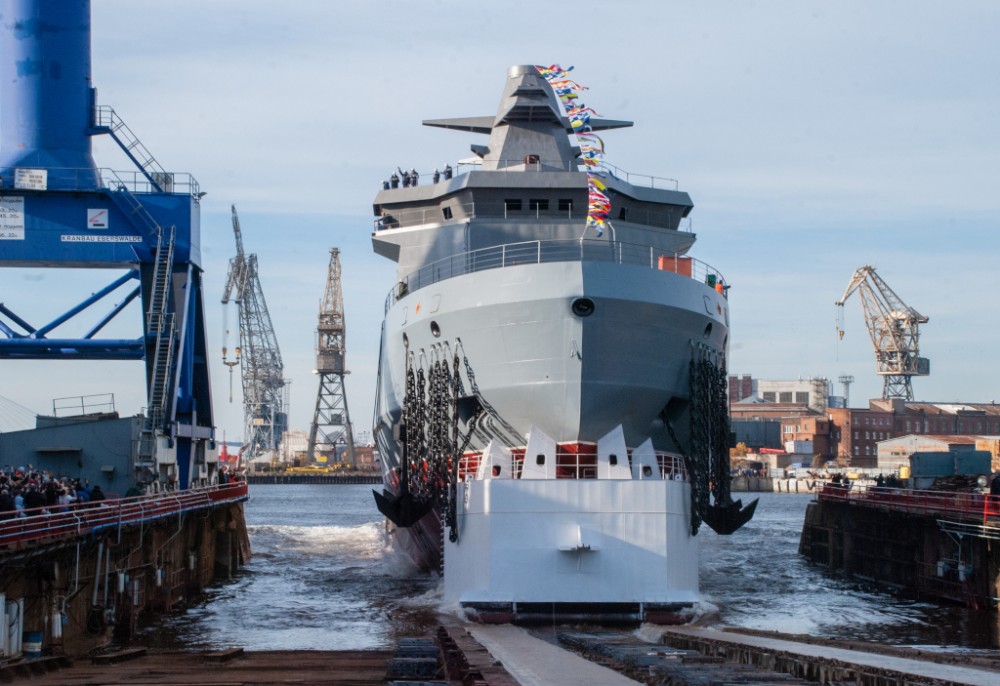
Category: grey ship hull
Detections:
[
  {"x1": 376, "y1": 255, "x2": 729, "y2": 460},
  {"x1": 371, "y1": 66, "x2": 738, "y2": 609}
]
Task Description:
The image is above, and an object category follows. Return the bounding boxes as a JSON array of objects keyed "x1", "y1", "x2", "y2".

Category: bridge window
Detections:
[
  {"x1": 442, "y1": 206, "x2": 453, "y2": 220},
  {"x1": 505, "y1": 199, "x2": 522, "y2": 212},
  {"x1": 558, "y1": 199, "x2": 573, "y2": 211},
  {"x1": 618, "y1": 207, "x2": 628, "y2": 220},
  {"x1": 529, "y1": 199, "x2": 548, "y2": 211}
]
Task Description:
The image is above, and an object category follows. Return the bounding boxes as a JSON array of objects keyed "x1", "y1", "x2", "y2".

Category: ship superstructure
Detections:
[{"x1": 372, "y1": 65, "x2": 753, "y2": 623}]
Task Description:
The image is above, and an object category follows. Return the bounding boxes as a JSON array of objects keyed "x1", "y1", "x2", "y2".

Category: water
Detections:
[{"x1": 135, "y1": 486, "x2": 999, "y2": 652}]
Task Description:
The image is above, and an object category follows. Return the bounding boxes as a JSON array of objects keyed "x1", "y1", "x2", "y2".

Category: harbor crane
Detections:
[
  {"x1": 835, "y1": 265, "x2": 929, "y2": 401},
  {"x1": 221, "y1": 206, "x2": 287, "y2": 463},
  {"x1": 307, "y1": 248, "x2": 356, "y2": 468}
]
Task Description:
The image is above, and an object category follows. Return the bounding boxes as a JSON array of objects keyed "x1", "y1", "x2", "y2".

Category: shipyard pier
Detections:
[
  {"x1": 800, "y1": 479, "x2": 1000, "y2": 608},
  {"x1": 0, "y1": 0, "x2": 251, "y2": 665},
  {"x1": 0, "y1": 482, "x2": 249, "y2": 660}
]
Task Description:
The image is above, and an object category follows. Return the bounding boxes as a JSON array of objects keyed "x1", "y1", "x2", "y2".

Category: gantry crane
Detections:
[
  {"x1": 307, "y1": 248, "x2": 356, "y2": 468},
  {"x1": 836, "y1": 265, "x2": 929, "y2": 401},
  {"x1": 221, "y1": 206, "x2": 287, "y2": 463}
]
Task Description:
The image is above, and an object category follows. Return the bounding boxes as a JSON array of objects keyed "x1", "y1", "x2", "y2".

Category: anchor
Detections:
[
  {"x1": 372, "y1": 421, "x2": 433, "y2": 527},
  {"x1": 704, "y1": 496, "x2": 758, "y2": 535}
]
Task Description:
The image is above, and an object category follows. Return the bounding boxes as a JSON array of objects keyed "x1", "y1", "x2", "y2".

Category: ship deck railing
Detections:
[
  {"x1": 386, "y1": 238, "x2": 726, "y2": 311},
  {"x1": 456, "y1": 449, "x2": 687, "y2": 481},
  {"x1": 0, "y1": 165, "x2": 201, "y2": 197},
  {"x1": 407, "y1": 160, "x2": 681, "y2": 190},
  {"x1": 375, "y1": 200, "x2": 690, "y2": 233},
  {"x1": 817, "y1": 482, "x2": 1000, "y2": 523},
  {"x1": 0, "y1": 482, "x2": 248, "y2": 552}
]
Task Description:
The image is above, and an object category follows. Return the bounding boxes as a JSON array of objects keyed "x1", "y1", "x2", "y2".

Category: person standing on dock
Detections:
[{"x1": 0, "y1": 489, "x2": 14, "y2": 519}]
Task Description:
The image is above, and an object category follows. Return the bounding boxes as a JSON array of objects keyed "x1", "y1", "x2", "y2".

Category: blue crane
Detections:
[{"x1": 0, "y1": 0, "x2": 216, "y2": 488}]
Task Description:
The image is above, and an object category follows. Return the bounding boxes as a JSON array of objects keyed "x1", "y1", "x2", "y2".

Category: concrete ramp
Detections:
[{"x1": 467, "y1": 624, "x2": 642, "y2": 686}]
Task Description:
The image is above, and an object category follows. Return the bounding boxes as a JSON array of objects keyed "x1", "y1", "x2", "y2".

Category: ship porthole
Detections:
[
  {"x1": 703, "y1": 322, "x2": 713, "y2": 339},
  {"x1": 571, "y1": 298, "x2": 595, "y2": 317},
  {"x1": 430, "y1": 321, "x2": 441, "y2": 338}
]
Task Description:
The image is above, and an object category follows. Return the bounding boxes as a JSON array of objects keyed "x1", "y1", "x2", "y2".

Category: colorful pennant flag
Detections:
[{"x1": 536, "y1": 64, "x2": 609, "y2": 236}]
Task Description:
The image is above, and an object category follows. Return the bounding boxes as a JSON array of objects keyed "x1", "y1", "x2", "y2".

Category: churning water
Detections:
[{"x1": 134, "y1": 486, "x2": 999, "y2": 651}]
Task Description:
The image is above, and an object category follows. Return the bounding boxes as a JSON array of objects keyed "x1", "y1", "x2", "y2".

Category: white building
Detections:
[{"x1": 754, "y1": 378, "x2": 831, "y2": 413}]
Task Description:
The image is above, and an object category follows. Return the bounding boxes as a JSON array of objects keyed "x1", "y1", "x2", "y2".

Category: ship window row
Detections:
[
  {"x1": 378, "y1": 197, "x2": 684, "y2": 230},
  {"x1": 505, "y1": 198, "x2": 574, "y2": 212}
]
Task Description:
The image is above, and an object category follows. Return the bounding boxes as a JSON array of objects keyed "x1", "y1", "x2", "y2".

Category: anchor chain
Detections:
[
  {"x1": 667, "y1": 344, "x2": 731, "y2": 536},
  {"x1": 399, "y1": 342, "x2": 514, "y2": 543}
]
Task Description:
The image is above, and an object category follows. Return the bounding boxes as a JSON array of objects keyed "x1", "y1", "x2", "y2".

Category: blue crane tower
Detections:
[{"x1": 0, "y1": 0, "x2": 217, "y2": 488}]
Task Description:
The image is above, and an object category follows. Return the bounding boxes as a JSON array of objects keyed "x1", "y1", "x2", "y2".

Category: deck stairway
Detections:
[{"x1": 91, "y1": 105, "x2": 172, "y2": 192}]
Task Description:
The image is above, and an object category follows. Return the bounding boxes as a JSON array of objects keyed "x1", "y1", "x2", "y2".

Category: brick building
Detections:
[{"x1": 730, "y1": 394, "x2": 1000, "y2": 469}]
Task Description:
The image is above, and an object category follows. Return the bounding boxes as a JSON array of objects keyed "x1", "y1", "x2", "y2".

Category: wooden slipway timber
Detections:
[
  {"x1": 0, "y1": 483, "x2": 250, "y2": 658},
  {"x1": 799, "y1": 483, "x2": 1000, "y2": 609}
]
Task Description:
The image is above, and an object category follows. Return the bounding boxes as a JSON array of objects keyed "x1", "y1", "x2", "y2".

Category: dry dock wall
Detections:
[
  {"x1": 799, "y1": 499, "x2": 1000, "y2": 609},
  {"x1": 0, "y1": 500, "x2": 250, "y2": 658},
  {"x1": 732, "y1": 476, "x2": 821, "y2": 493}
]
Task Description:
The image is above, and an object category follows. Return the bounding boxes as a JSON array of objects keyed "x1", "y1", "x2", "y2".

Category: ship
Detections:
[{"x1": 372, "y1": 65, "x2": 755, "y2": 623}]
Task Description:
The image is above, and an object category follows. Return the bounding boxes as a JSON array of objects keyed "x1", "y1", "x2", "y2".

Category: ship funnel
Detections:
[{"x1": 0, "y1": 0, "x2": 101, "y2": 191}]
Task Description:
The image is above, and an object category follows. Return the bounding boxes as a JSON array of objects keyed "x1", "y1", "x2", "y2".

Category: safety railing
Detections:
[
  {"x1": 100, "y1": 168, "x2": 201, "y2": 197},
  {"x1": 600, "y1": 162, "x2": 679, "y2": 190},
  {"x1": 386, "y1": 238, "x2": 726, "y2": 311},
  {"x1": 0, "y1": 482, "x2": 248, "y2": 551},
  {"x1": 382, "y1": 159, "x2": 681, "y2": 190},
  {"x1": 0, "y1": 165, "x2": 199, "y2": 197},
  {"x1": 817, "y1": 483, "x2": 1000, "y2": 522},
  {"x1": 457, "y1": 450, "x2": 687, "y2": 481},
  {"x1": 374, "y1": 200, "x2": 686, "y2": 232}
]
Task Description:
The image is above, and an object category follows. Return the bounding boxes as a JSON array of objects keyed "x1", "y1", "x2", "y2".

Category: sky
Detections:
[{"x1": 1, "y1": 0, "x2": 999, "y2": 440}]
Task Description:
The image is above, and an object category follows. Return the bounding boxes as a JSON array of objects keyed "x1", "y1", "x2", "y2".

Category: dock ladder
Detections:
[
  {"x1": 92, "y1": 106, "x2": 172, "y2": 192},
  {"x1": 138, "y1": 225, "x2": 177, "y2": 468}
]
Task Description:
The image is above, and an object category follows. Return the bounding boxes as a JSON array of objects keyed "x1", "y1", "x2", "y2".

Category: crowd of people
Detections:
[{"x1": 0, "y1": 465, "x2": 107, "y2": 519}]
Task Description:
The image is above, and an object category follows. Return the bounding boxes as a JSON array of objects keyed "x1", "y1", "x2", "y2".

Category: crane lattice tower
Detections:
[
  {"x1": 307, "y1": 248, "x2": 356, "y2": 468},
  {"x1": 836, "y1": 265, "x2": 929, "y2": 401},
  {"x1": 221, "y1": 206, "x2": 287, "y2": 462}
]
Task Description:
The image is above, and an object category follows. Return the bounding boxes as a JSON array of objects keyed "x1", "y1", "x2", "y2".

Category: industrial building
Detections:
[
  {"x1": 876, "y1": 434, "x2": 1000, "y2": 472},
  {"x1": 731, "y1": 389, "x2": 1000, "y2": 469},
  {"x1": 728, "y1": 375, "x2": 837, "y2": 413}
]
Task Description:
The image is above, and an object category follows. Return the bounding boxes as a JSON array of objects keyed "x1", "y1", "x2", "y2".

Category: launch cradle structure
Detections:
[
  {"x1": 306, "y1": 248, "x2": 355, "y2": 467},
  {"x1": 0, "y1": 0, "x2": 217, "y2": 488},
  {"x1": 221, "y1": 206, "x2": 287, "y2": 464},
  {"x1": 836, "y1": 265, "x2": 930, "y2": 401}
]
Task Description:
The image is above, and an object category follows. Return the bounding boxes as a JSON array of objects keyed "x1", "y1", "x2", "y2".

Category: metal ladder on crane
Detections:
[
  {"x1": 101, "y1": 169, "x2": 163, "y2": 239},
  {"x1": 91, "y1": 105, "x2": 172, "y2": 192},
  {"x1": 137, "y1": 225, "x2": 177, "y2": 468}
]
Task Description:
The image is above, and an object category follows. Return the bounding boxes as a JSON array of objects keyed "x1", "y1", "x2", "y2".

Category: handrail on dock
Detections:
[
  {"x1": 0, "y1": 482, "x2": 248, "y2": 552},
  {"x1": 817, "y1": 483, "x2": 1000, "y2": 522}
]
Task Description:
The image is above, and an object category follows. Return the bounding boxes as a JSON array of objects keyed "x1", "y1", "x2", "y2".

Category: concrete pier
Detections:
[
  {"x1": 658, "y1": 626, "x2": 998, "y2": 686},
  {"x1": 0, "y1": 485, "x2": 251, "y2": 658},
  {"x1": 799, "y1": 488, "x2": 1000, "y2": 608},
  {"x1": 7, "y1": 621, "x2": 999, "y2": 685}
]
